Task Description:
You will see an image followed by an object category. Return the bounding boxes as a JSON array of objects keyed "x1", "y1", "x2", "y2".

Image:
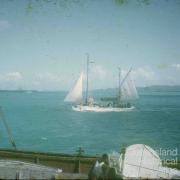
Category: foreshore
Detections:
[{"x1": 0, "y1": 148, "x2": 179, "y2": 179}]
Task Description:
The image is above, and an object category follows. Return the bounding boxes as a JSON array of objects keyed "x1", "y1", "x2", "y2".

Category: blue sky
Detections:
[{"x1": 0, "y1": 0, "x2": 180, "y2": 90}]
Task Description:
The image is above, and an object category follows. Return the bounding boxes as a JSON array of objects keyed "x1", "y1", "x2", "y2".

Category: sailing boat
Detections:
[
  {"x1": 64, "y1": 54, "x2": 97, "y2": 111},
  {"x1": 99, "y1": 67, "x2": 138, "y2": 111},
  {"x1": 64, "y1": 58, "x2": 138, "y2": 112},
  {"x1": 115, "y1": 67, "x2": 139, "y2": 108}
]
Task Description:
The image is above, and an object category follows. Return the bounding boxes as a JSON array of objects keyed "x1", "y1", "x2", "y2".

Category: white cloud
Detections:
[
  {"x1": 0, "y1": 72, "x2": 23, "y2": 90},
  {"x1": 171, "y1": 64, "x2": 180, "y2": 70},
  {"x1": 0, "y1": 72, "x2": 23, "y2": 81},
  {"x1": 32, "y1": 72, "x2": 62, "y2": 90},
  {"x1": 0, "y1": 20, "x2": 11, "y2": 30},
  {"x1": 91, "y1": 65, "x2": 107, "y2": 80},
  {"x1": 132, "y1": 67, "x2": 155, "y2": 80},
  {"x1": 35, "y1": 72, "x2": 61, "y2": 82},
  {"x1": 88, "y1": 66, "x2": 156, "y2": 88},
  {"x1": 118, "y1": 67, "x2": 157, "y2": 87}
]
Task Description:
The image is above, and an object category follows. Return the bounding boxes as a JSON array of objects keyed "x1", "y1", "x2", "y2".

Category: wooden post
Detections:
[
  {"x1": 74, "y1": 147, "x2": 85, "y2": 173},
  {"x1": 35, "y1": 156, "x2": 39, "y2": 164}
]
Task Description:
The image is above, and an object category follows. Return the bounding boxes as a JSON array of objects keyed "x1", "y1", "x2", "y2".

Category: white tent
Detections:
[{"x1": 108, "y1": 144, "x2": 180, "y2": 179}]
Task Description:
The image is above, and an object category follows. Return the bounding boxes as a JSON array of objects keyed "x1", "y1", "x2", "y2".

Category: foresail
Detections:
[
  {"x1": 120, "y1": 71, "x2": 138, "y2": 101},
  {"x1": 64, "y1": 72, "x2": 83, "y2": 103}
]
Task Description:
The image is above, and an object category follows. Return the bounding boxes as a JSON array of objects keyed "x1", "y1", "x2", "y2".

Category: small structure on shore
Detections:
[{"x1": 108, "y1": 144, "x2": 180, "y2": 179}]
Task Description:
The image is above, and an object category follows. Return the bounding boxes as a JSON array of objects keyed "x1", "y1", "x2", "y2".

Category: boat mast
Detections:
[
  {"x1": 85, "y1": 54, "x2": 89, "y2": 104},
  {"x1": 118, "y1": 67, "x2": 121, "y2": 104},
  {"x1": 85, "y1": 54, "x2": 94, "y2": 104},
  {"x1": 120, "y1": 67, "x2": 132, "y2": 87}
]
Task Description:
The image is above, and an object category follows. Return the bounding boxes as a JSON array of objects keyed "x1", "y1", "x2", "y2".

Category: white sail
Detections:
[
  {"x1": 64, "y1": 72, "x2": 83, "y2": 103},
  {"x1": 120, "y1": 71, "x2": 138, "y2": 101}
]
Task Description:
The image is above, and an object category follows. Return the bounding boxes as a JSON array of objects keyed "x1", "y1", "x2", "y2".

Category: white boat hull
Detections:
[{"x1": 72, "y1": 105, "x2": 135, "y2": 112}]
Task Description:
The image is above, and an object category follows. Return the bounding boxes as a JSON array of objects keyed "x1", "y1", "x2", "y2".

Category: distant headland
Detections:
[{"x1": 0, "y1": 85, "x2": 180, "y2": 92}]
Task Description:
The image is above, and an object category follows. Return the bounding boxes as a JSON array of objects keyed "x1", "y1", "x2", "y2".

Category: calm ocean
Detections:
[{"x1": 0, "y1": 90, "x2": 179, "y2": 158}]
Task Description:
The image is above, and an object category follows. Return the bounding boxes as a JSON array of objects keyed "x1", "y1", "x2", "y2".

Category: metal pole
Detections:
[
  {"x1": 85, "y1": 54, "x2": 89, "y2": 104},
  {"x1": 118, "y1": 67, "x2": 121, "y2": 103},
  {"x1": 0, "y1": 107, "x2": 17, "y2": 150},
  {"x1": 120, "y1": 67, "x2": 132, "y2": 87}
]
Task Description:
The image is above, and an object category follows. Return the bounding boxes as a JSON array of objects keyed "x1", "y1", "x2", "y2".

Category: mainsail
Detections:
[
  {"x1": 64, "y1": 72, "x2": 83, "y2": 103},
  {"x1": 120, "y1": 70, "x2": 138, "y2": 101}
]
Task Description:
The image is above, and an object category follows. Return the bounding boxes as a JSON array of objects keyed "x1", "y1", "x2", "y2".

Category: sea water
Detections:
[{"x1": 0, "y1": 90, "x2": 179, "y2": 159}]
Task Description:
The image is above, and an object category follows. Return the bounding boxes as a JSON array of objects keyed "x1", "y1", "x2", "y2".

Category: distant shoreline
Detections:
[{"x1": 0, "y1": 85, "x2": 180, "y2": 92}]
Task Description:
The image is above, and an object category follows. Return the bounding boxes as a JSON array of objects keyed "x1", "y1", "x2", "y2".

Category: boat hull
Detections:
[{"x1": 72, "y1": 105, "x2": 135, "y2": 112}]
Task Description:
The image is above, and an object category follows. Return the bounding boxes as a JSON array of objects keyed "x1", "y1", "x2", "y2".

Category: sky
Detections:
[{"x1": 0, "y1": 0, "x2": 180, "y2": 90}]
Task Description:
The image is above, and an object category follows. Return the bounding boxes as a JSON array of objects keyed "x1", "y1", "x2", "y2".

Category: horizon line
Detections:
[{"x1": 0, "y1": 84, "x2": 180, "y2": 92}]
